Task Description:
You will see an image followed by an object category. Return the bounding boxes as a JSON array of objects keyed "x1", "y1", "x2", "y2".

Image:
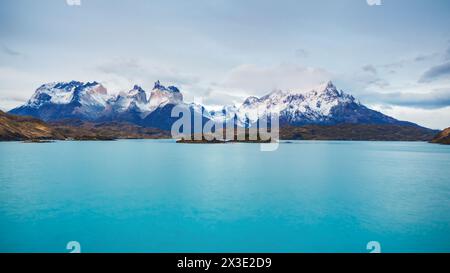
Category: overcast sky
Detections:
[{"x1": 1, "y1": 0, "x2": 450, "y2": 129}]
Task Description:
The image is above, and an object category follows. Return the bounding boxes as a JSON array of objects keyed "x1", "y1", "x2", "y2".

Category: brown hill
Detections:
[
  {"x1": 49, "y1": 120, "x2": 170, "y2": 140},
  {"x1": 431, "y1": 127, "x2": 450, "y2": 145},
  {"x1": 176, "y1": 124, "x2": 438, "y2": 143},
  {"x1": 0, "y1": 110, "x2": 64, "y2": 141},
  {"x1": 279, "y1": 124, "x2": 438, "y2": 141},
  {"x1": 0, "y1": 112, "x2": 170, "y2": 141}
]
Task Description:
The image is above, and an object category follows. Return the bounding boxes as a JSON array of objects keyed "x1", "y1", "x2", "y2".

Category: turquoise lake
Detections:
[{"x1": 0, "y1": 140, "x2": 449, "y2": 253}]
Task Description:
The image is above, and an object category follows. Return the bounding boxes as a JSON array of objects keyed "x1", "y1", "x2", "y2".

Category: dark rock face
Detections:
[
  {"x1": 141, "y1": 104, "x2": 210, "y2": 132},
  {"x1": 327, "y1": 102, "x2": 416, "y2": 126},
  {"x1": 278, "y1": 102, "x2": 412, "y2": 127},
  {"x1": 10, "y1": 102, "x2": 84, "y2": 121},
  {"x1": 141, "y1": 104, "x2": 179, "y2": 131}
]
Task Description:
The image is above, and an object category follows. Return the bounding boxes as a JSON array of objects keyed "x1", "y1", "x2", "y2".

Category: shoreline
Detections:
[{"x1": 0, "y1": 138, "x2": 445, "y2": 144}]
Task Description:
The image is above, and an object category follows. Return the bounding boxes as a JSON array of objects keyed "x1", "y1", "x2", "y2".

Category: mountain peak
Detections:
[
  {"x1": 85, "y1": 81, "x2": 99, "y2": 87},
  {"x1": 326, "y1": 80, "x2": 335, "y2": 89},
  {"x1": 243, "y1": 96, "x2": 260, "y2": 106},
  {"x1": 133, "y1": 85, "x2": 145, "y2": 92},
  {"x1": 153, "y1": 80, "x2": 163, "y2": 90},
  {"x1": 153, "y1": 80, "x2": 180, "y2": 93},
  {"x1": 148, "y1": 81, "x2": 183, "y2": 109},
  {"x1": 313, "y1": 81, "x2": 337, "y2": 93},
  {"x1": 312, "y1": 80, "x2": 344, "y2": 99},
  {"x1": 53, "y1": 81, "x2": 83, "y2": 90}
]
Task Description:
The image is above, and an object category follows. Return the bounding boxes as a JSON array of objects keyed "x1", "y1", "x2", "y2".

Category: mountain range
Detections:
[{"x1": 9, "y1": 80, "x2": 423, "y2": 132}]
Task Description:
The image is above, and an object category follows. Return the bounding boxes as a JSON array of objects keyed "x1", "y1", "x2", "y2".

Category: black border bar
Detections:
[{"x1": 1, "y1": 253, "x2": 448, "y2": 271}]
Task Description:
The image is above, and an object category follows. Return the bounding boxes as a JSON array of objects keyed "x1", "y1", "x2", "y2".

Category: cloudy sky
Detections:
[{"x1": 1, "y1": 0, "x2": 450, "y2": 129}]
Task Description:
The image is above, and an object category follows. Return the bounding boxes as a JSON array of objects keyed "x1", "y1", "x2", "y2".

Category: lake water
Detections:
[{"x1": 0, "y1": 140, "x2": 449, "y2": 253}]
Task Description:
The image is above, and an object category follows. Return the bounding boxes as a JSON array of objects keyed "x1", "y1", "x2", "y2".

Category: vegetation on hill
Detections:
[
  {"x1": 0, "y1": 111, "x2": 169, "y2": 141},
  {"x1": 431, "y1": 127, "x2": 450, "y2": 145},
  {"x1": 0, "y1": 111, "x2": 441, "y2": 143}
]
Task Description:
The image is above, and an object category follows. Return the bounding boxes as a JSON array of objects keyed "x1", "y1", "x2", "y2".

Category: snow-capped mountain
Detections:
[
  {"x1": 9, "y1": 80, "x2": 418, "y2": 130},
  {"x1": 210, "y1": 81, "x2": 414, "y2": 127},
  {"x1": 210, "y1": 81, "x2": 353, "y2": 126},
  {"x1": 28, "y1": 81, "x2": 110, "y2": 109},
  {"x1": 148, "y1": 80, "x2": 183, "y2": 111},
  {"x1": 111, "y1": 85, "x2": 147, "y2": 113},
  {"x1": 9, "y1": 80, "x2": 203, "y2": 130},
  {"x1": 10, "y1": 81, "x2": 111, "y2": 121}
]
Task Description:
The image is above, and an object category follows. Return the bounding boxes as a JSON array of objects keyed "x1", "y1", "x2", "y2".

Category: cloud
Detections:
[
  {"x1": 1, "y1": 44, "x2": 21, "y2": 56},
  {"x1": 295, "y1": 48, "x2": 309, "y2": 58},
  {"x1": 362, "y1": 65, "x2": 377, "y2": 74},
  {"x1": 370, "y1": 104, "x2": 450, "y2": 130},
  {"x1": 178, "y1": 63, "x2": 332, "y2": 107},
  {"x1": 97, "y1": 58, "x2": 144, "y2": 76},
  {"x1": 366, "y1": 78, "x2": 390, "y2": 88},
  {"x1": 361, "y1": 88, "x2": 450, "y2": 109},
  {"x1": 414, "y1": 53, "x2": 438, "y2": 62},
  {"x1": 382, "y1": 60, "x2": 406, "y2": 70},
  {"x1": 221, "y1": 63, "x2": 331, "y2": 96},
  {"x1": 0, "y1": 66, "x2": 51, "y2": 110},
  {"x1": 96, "y1": 58, "x2": 199, "y2": 93},
  {"x1": 414, "y1": 55, "x2": 427, "y2": 62},
  {"x1": 419, "y1": 62, "x2": 450, "y2": 83}
]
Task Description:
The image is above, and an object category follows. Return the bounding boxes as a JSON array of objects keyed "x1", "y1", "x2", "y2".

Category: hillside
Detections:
[
  {"x1": 0, "y1": 110, "x2": 64, "y2": 141},
  {"x1": 431, "y1": 127, "x2": 450, "y2": 145},
  {"x1": 0, "y1": 111, "x2": 170, "y2": 141},
  {"x1": 279, "y1": 124, "x2": 438, "y2": 141},
  {"x1": 49, "y1": 120, "x2": 170, "y2": 140},
  {"x1": 175, "y1": 124, "x2": 438, "y2": 143}
]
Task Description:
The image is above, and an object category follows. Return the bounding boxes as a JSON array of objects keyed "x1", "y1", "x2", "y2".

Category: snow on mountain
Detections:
[
  {"x1": 10, "y1": 80, "x2": 186, "y2": 122},
  {"x1": 9, "y1": 81, "x2": 112, "y2": 121},
  {"x1": 111, "y1": 85, "x2": 148, "y2": 112},
  {"x1": 209, "y1": 105, "x2": 239, "y2": 125},
  {"x1": 209, "y1": 81, "x2": 358, "y2": 126},
  {"x1": 26, "y1": 82, "x2": 73, "y2": 107},
  {"x1": 73, "y1": 82, "x2": 110, "y2": 108},
  {"x1": 147, "y1": 80, "x2": 183, "y2": 111},
  {"x1": 26, "y1": 81, "x2": 111, "y2": 109},
  {"x1": 10, "y1": 79, "x2": 418, "y2": 129}
]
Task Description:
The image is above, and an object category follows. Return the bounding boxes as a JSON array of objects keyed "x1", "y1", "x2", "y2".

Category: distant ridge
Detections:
[
  {"x1": 0, "y1": 109, "x2": 439, "y2": 142},
  {"x1": 9, "y1": 80, "x2": 432, "y2": 134}
]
